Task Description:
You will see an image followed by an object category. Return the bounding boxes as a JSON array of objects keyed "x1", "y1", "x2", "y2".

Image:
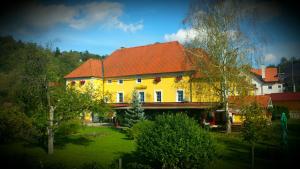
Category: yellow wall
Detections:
[{"x1": 66, "y1": 73, "x2": 222, "y2": 103}]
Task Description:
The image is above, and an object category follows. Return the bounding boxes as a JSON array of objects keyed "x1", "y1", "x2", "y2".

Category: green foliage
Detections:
[
  {"x1": 126, "y1": 120, "x2": 154, "y2": 140},
  {"x1": 0, "y1": 106, "x2": 34, "y2": 142},
  {"x1": 241, "y1": 102, "x2": 269, "y2": 144},
  {"x1": 268, "y1": 105, "x2": 289, "y2": 120},
  {"x1": 136, "y1": 114, "x2": 216, "y2": 169},
  {"x1": 56, "y1": 119, "x2": 82, "y2": 136},
  {"x1": 124, "y1": 90, "x2": 145, "y2": 127}
]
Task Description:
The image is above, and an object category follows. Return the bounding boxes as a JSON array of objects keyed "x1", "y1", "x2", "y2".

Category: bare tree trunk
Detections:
[
  {"x1": 48, "y1": 106, "x2": 54, "y2": 154},
  {"x1": 225, "y1": 99, "x2": 231, "y2": 133},
  {"x1": 251, "y1": 143, "x2": 255, "y2": 169}
]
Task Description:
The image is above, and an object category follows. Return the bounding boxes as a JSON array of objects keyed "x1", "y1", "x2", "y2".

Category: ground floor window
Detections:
[
  {"x1": 177, "y1": 90, "x2": 184, "y2": 102},
  {"x1": 155, "y1": 91, "x2": 162, "y2": 102},
  {"x1": 138, "y1": 91, "x2": 145, "y2": 102},
  {"x1": 117, "y1": 92, "x2": 123, "y2": 103}
]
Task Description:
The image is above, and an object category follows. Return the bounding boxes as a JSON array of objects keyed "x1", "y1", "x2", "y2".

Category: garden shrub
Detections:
[
  {"x1": 136, "y1": 113, "x2": 216, "y2": 169},
  {"x1": 0, "y1": 107, "x2": 34, "y2": 142},
  {"x1": 268, "y1": 105, "x2": 289, "y2": 120},
  {"x1": 55, "y1": 119, "x2": 82, "y2": 136},
  {"x1": 127, "y1": 120, "x2": 154, "y2": 139}
]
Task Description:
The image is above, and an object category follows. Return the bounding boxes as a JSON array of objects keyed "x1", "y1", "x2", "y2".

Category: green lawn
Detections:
[
  {"x1": 1, "y1": 119, "x2": 299, "y2": 169},
  {"x1": 0, "y1": 126, "x2": 135, "y2": 168}
]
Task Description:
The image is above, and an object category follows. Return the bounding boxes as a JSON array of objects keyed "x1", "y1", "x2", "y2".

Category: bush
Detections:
[
  {"x1": 127, "y1": 120, "x2": 154, "y2": 139},
  {"x1": 0, "y1": 107, "x2": 34, "y2": 142},
  {"x1": 136, "y1": 114, "x2": 216, "y2": 169},
  {"x1": 55, "y1": 119, "x2": 82, "y2": 136},
  {"x1": 268, "y1": 105, "x2": 289, "y2": 120}
]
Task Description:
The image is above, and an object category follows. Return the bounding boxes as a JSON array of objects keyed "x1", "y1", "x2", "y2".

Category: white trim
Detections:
[
  {"x1": 118, "y1": 79, "x2": 123, "y2": 84},
  {"x1": 154, "y1": 90, "x2": 163, "y2": 102},
  {"x1": 137, "y1": 90, "x2": 145, "y2": 103},
  {"x1": 136, "y1": 77, "x2": 142, "y2": 84},
  {"x1": 176, "y1": 89, "x2": 184, "y2": 102},
  {"x1": 117, "y1": 91, "x2": 124, "y2": 103}
]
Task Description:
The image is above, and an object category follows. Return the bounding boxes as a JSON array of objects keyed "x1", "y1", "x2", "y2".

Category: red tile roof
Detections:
[
  {"x1": 65, "y1": 41, "x2": 194, "y2": 78},
  {"x1": 229, "y1": 95, "x2": 272, "y2": 108},
  {"x1": 64, "y1": 58, "x2": 103, "y2": 78},
  {"x1": 251, "y1": 68, "x2": 279, "y2": 82},
  {"x1": 104, "y1": 41, "x2": 193, "y2": 77},
  {"x1": 268, "y1": 92, "x2": 300, "y2": 101}
]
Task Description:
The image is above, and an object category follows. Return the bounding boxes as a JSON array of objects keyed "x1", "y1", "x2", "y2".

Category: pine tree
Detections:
[{"x1": 124, "y1": 90, "x2": 145, "y2": 127}]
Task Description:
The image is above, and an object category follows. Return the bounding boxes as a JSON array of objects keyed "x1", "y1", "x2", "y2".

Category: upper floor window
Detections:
[
  {"x1": 177, "y1": 90, "x2": 184, "y2": 102},
  {"x1": 118, "y1": 79, "x2": 123, "y2": 84},
  {"x1": 137, "y1": 78, "x2": 142, "y2": 83},
  {"x1": 117, "y1": 92, "x2": 124, "y2": 103},
  {"x1": 155, "y1": 91, "x2": 162, "y2": 102},
  {"x1": 107, "y1": 80, "x2": 112, "y2": 84},
  {"x1": 138, "y1": 91, "x2": 145, "y2": 102},
  {"x1": 278, "y1": 85, "x2": 281, "y2": 88},
  {"x1": 268, "y1": 85, "x2": 272, "y2": 89}
]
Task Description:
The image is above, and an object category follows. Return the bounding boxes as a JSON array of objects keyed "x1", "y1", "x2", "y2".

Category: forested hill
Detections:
[{"x1": 0, "y1": 36, "x2": 104, "y2": 105}]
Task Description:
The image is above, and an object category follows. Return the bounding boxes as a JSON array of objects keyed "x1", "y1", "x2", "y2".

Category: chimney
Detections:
[{"x1": 261, "y1": 65, "x2": 266, "y2": 79}]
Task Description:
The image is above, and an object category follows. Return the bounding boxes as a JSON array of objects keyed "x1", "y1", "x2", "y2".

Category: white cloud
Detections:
[
  {"x1": 264, "y1": 53, "x2": 278, "y2": 64},
  {"x1": 19, "y1": 2, "x2": 143, "y2": 32},
  {"x1": 164, "y1": 28, "x2": 202, "y2": 43}
]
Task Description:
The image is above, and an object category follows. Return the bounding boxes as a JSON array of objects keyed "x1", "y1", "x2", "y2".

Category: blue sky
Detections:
[{"x1": 0, "y1": 0, "x2": 299, "y2": 66}]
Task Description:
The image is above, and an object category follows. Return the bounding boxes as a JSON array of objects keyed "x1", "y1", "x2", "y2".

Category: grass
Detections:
[
  {"x1": 0, "y1": 126, "x2": 135, "y2": 169},
  {"x1": 0, "y1": 119, "x2": 299, "y2": 169},
  {"x1": 208, "y1": 119, "x2": 300, "y2": 169}
]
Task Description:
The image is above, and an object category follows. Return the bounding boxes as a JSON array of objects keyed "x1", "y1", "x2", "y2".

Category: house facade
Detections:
[
  {"x1": 251, "y1": 66, "x2": 283, "y2": 95},
  {"x1": 64, "y1": 41, "x2": 219, "y2": 112}
]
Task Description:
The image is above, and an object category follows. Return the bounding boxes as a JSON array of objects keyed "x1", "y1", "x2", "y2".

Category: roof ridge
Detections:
[{"x1": 114, "y1": 41, "x2": 180, "y2": 51}]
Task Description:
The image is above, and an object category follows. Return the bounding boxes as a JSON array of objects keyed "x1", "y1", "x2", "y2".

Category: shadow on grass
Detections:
[{"x1": 54, "y1": 135, "x2": 94, "y2": 148}]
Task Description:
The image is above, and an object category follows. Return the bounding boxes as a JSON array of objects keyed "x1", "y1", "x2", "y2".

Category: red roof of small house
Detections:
[
  {"x1": 64, "y1": 59, "x2": 103, "y2": 78},
  {"x1": 229, "y1": 95, "x2": 272, "y2": 109},
  {"x1": 103, "y1": 41, "x2": 194, "y2": 77},
  {"x1": 251, "y1": 68, "x2": 279, "y2": 82},
  {"x1": 268, "y1": 92, "x2": 300, "y2": 101}
]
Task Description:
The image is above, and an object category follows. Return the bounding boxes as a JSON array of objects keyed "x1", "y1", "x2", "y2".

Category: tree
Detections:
[
  {"x1": 136, "y1": 114, "x2": 216, "y2": 169},
  {"x1": 124, "y1": 90, "x2": 145, "y2": 128},
  {"x1": 241, "y1": 102, "x2": 269, "y2": 169},
  {"x1": 184, "y1": 0, "x2": 254, "y2": 133}
]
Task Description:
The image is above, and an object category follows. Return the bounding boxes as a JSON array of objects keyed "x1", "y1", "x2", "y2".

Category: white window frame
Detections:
[
  {"x1": 136, "y1": 77, "x2": 142, "y2": 84},
  {"x1": 138, "y1": 91, "x2": 145, "y2": 103},
  {"x1": 118, "y1": 79, "x2": 123, "y2": 84},
  {"x1": 176, "y1": 89, "x2": 184, "y2": 102},
  {"x1": 154, "y1": 90, "x2": 163, "y2": 102},
  {"x1": 117, "y1": 91, "x2": 124, "y2": 103}
]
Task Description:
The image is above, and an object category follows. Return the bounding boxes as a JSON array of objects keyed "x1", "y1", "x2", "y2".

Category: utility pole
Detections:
[{"x1": 292, "y1": 57, "x2": 296, "y2": 92}]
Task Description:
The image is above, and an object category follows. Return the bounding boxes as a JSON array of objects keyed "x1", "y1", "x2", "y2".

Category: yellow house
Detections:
[{"x1": 64, "y1": 41, "x2": 222, "y2": 122}]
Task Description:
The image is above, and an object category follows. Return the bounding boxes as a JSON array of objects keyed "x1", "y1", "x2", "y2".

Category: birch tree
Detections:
[{"x1": 185, "y1": 0, "x2": 254, "y2": 133}]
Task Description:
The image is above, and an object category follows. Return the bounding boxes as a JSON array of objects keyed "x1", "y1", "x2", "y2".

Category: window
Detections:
[
  {"x1": 278, "y1": 85, "x2": 281, "y2": 88},
  {"x1": 137, "y1": 78, "x2": 142, "y2": 83},
  {"x1": 177, "y1": 90, "x2": 184, "y2": 102},
  {"x1": 155, "y1": 91, "x2": 162, "y2": 102},
  {"x1": 104, "y1": 96, "x2": 109, "y2": 103},
  {"x1": 107, "y1": 80, "x2": 112, "y2": 83},
  {"x1": 138, "y1": 91, "x2": 145, "y2": 102},
  {"x1": 268, "y1": 85, "x2": 272, "y2": 89},
  {"x1": 117, "y1": 92, "x2": 123, "y2": 103},
  {"x1": 118, "y1": 79, "x2": 123, "y2": 84}
]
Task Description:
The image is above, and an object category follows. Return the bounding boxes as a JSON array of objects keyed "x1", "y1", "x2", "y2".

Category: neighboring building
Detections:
[
  {"x1": 251, "y1": 66, "x2": 283, "y2": 95},
  {"x1": 268, "y1": 92, "x2": 300, "y2": 119},
  {"x1": 64, "y1": 41, "x2": 219, "y2": 112},
  {"x1": 228, "y1": 95, "x2": 273, "y2": 124}
]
